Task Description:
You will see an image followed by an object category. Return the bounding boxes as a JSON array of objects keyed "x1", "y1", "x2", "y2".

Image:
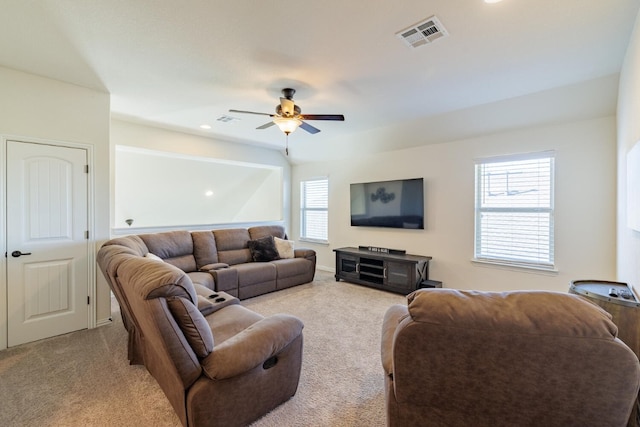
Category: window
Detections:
[
  {"x1": 300, "y1": 178, "x2": 328, "y2": 242},
  {"x1": 474, "y1": 151, "x2": 555, "y2": 269}
]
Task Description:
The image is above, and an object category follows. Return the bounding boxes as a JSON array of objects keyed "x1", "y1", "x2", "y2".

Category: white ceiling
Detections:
[{"x1": 1, "y1": 0, "x2": 638, "y2": 163}]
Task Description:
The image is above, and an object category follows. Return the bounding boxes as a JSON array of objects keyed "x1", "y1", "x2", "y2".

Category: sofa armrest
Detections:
[
  {"x1": 197, "y1": 293, "x2": 239, "y2": 316},
  {"x1": 199, "y1": 263, "x2": 230, "y2": 272},
  {"x1": 210, "y1": 267, "x2": 238, "y2": 293},
  {"x1": 201, "y1": 314, "x2": 304, "y2": 380},
  {"x1": 294, "y1": 248, "x2": 315, "y2": 260},
  {"x1": 381, "y1": 304, "x2": 409, "y2": 376}
]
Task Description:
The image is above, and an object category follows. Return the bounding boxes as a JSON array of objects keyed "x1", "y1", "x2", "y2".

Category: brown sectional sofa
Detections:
[
  {"x1": 99, "y1": 225, "x2": 315, "y2": 364},
  {"x1": 132, "y1": 224, "x2": 316, "y2": 300},
  {"x1": 96, "y1": 225, "x2": 315, "y2": 426}
]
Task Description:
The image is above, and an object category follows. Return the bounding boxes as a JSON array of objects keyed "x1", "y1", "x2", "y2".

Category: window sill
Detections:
[
  {"x1": 471, "y1": 258, "x2": 558, "y2": 275},
  {"x1": 299, "y1": 237, "x2": 330, "y2": 246}
]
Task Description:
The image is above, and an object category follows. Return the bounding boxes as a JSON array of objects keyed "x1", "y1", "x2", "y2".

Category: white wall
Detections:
[
  {"x1": 110, "y1": 119, "x2": 292, "y2": 232},
  {"x1": 0, "y1": 66, "x2": 111, "y2": 349},
  {"x1": 293, "y1": 115, "x2": 616, "y2": 293},
  {"x1": 617, "y1": 9, "x2": 640, "y2": 292},
  {"x1": 114, "y1": 146, "x2": 283, "y2": 228}
]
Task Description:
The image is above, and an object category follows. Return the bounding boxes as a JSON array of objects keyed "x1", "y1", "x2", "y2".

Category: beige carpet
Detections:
[{"x1": 0, "y1": 270, "x2": 406, "y2": 426}]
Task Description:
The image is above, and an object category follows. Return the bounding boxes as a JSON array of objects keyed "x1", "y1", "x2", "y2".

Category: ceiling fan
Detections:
[{"x1": 229, "y1": 88, "x2": 345, "y2": 136}]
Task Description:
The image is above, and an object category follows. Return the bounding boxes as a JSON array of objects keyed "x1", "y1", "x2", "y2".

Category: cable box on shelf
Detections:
[{"x1": 358, "y1": 245, "x2": 406, "y2": 255}]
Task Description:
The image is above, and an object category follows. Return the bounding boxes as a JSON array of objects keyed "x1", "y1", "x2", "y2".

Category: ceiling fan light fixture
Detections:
[{"x1": 274, "y1": 117, "x2": 302, "y2": 134}]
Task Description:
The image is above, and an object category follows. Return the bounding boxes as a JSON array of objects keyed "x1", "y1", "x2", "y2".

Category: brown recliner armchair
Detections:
[
  {"x1": 98, "y1": 250, "x2": 304, "y2": 427},
  {"x1": 381, "y1": 289, "x2": 640, "y2": 427}
]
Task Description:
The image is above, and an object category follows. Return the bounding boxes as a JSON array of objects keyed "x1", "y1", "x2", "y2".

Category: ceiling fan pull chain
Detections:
[{"x1": 285, "y1": 134, "x2": 289, "y2": 156}]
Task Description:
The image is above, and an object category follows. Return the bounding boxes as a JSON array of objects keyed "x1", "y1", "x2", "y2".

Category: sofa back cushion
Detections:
[
  {"x1": 248, "y1": 225, "x2": 286, "y2": 240},
  {"x1": 117, "y1": 257, "x2": 197, "y2": 304},
  {"x1": 407, "y1": 289, "x2": 617, "y2": 338},
  {"x1": 167, "y1": 296, "x2": 214, "y2": 358},
  {"x1": 102, "y1": 235, "x2": 148, "y2": 256},
  {"x1": 140, "y1": 230, "x2": 197, "y2": 272},
  {"x1": 213, "y1": 228, "x2": 253, "y2": 265},
  {"x1": 192, "y1": 231, "x2": 219, "y2": 269},
  {"x1": 98, "y1": 239, "x2": 147, "y2": 286}
]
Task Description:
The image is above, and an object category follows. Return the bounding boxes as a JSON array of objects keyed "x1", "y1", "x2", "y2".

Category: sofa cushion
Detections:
[
  {"x1": 248, "y1": 225, "x2": 286, "y2": 240},
  {"x1": 274, "y1": 237, "x2": 294, "y2": 259},
  {"x1": 214, "y1": 228, "x2": 251, "y2": 251},
  {"x1": 218, "y1": 249, "x2": 251, "y2": 265},
  {"x1": 167, "y1": 296, "x2": 214, "y2": 358},
  {"x1": 213, "y1": 228, "x2": 252, "y2": 265},
  {"x1": 204, "y1": 304, "x2": 264, "y2": 345},
  {"x1": 192, "y1": 231, "x2": 219, "y2": 268},
  {"x1": 117, "y1": 257, "x2": 197, "y2": 303},
  {"x1": 271, "y1": 258, "x2": 311, "y2": 278},
  {"x1": 187, "y1": 271, "x2": 215, "y2": 290},
  {"x1": 140, "y1": 230, "x2": 197, "y2": 272},
  {"x1": 234, "y1": 262, "x2": 277, "y2": 286},
  {"x1": 248, "y1": 236, "x2": 280, "y2": 262},
  {"x1": 407, "y1": 289, "x2": 618, "y2": 339},
  {"x1": 201, "y1": 314, "x2": 303, "y2": 380},
  {"x1": 102, "y1": 235, "x2": 148, "y2": 256},
  {"x1": 199, "y1": 263, "x2": 230, "y2": 271},
  {"x1": 145, "y1": 252, "x2": 164, "y2": 262}
]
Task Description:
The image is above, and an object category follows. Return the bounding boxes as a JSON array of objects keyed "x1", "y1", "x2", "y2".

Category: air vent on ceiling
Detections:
[{"x1": 396, "y1": 16, "x2": 448, "y2": 48}]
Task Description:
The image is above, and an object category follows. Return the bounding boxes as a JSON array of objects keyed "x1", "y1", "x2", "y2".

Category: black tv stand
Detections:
[{"x1": 334, "y1": 247, "x2": 433, "y2": 294}]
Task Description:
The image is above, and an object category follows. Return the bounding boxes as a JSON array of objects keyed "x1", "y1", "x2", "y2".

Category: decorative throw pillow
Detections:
[
  {"x1": 145, "y1": 252, "x2": 164, "y2": 262},
  {"x1": 167, "y1": 296, "x2": 214, "y2": 358},
  {"x1": 247, "y1": 235, "x2": 280, "y2": 262},
  {"x1": 274, "y1": 237, "x2": 295, "y2": 259}
]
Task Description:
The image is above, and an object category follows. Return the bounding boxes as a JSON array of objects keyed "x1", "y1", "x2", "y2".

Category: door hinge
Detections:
[
  {"x1": 84, "y1": 165, "x2": 89, "y2": 173},
  {"x1": 87, "y1": 296, "x2": 90, "y2": 305},
  {"x1": 85, "y1": 230, "x2": 89, "y2": 239}
]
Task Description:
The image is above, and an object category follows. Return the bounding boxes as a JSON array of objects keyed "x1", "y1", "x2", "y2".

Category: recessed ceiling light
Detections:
[
  {"x1": 484, "y1": 0, "x2": 503, "y2": 3},
  {"x1": 199, "y1": 124, "x2": 211, "y2": 129}
]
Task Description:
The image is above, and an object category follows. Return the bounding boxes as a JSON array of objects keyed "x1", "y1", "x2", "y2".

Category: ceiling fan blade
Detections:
[
  {"x1": 300, "y1": 114, "x2": 345, "y2": 121},
  {"x1": 257, "y1": 121, "x2": 276, "y2": 130},
  {"x1": 280, "y1": 97, "x2": 295, "y2": 117},
  {"x1": 299, "y1": 121, "x2": 321, "y2": 134},
  {"x1": 229, "y1": 109, "x2": 273, "y2": 117}
]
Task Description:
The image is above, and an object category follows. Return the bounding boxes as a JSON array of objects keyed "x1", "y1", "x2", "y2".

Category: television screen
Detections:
[{"x1": 350, "y1": 178, "x2": 424, "y2": 229}]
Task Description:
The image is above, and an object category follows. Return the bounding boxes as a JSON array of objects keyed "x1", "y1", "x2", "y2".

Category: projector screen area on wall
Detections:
[
  {"x1": 350, "y1": 178, "x2": 424, "y2": 229},
  {"x1": 115, "y1": 146, "x2": 283, "y2": 229}
]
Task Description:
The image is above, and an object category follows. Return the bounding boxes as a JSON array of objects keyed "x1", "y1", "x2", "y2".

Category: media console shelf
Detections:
[{"x1": 334, "y1": 247, "x2": 433, "y2": 294}]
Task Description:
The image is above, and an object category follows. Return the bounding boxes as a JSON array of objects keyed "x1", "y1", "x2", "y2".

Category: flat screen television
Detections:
[{"x1": 350, "y1": 178, "x2": 424, "y2": 229}]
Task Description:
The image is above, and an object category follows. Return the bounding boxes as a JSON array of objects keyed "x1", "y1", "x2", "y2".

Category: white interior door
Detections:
[{"x1": 6, "y1": 140, "x2": 89, "y2": 347}]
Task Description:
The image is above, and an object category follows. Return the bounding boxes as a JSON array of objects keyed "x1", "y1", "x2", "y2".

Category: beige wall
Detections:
[
  {"x1": 110, "y1": 119, "x2": 292, "y2": 233},
  {"x1": 293, "y1": 114, "x2": 617, "y2": 293},
  {"x1": 0, "y1": 66, "x2": 111, "y2": 349},
  {"x1": 617, "y1": 9, "x2": 640, "y2": 292}
]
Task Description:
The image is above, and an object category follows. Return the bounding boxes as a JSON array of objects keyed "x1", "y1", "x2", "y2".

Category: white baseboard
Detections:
[
  {"x1": 96, "y1": 317, "x2": 113, "y2": 328},
  {"x1": 316, "y1": 265, "x2": 335, "y2": 273}
]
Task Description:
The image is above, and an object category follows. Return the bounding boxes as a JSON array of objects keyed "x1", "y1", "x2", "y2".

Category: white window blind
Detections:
[
  {"x1": 300, "y1": 178, "x2": 328, "y2": 242},
  {"x1": 474, "y1": 152, "x2": 555, "y2": 269}
]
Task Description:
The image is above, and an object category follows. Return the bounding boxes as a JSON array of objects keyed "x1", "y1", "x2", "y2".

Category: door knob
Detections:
[{"x1": 11, "y1": 250, "x2": 32, "y2": 257}]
